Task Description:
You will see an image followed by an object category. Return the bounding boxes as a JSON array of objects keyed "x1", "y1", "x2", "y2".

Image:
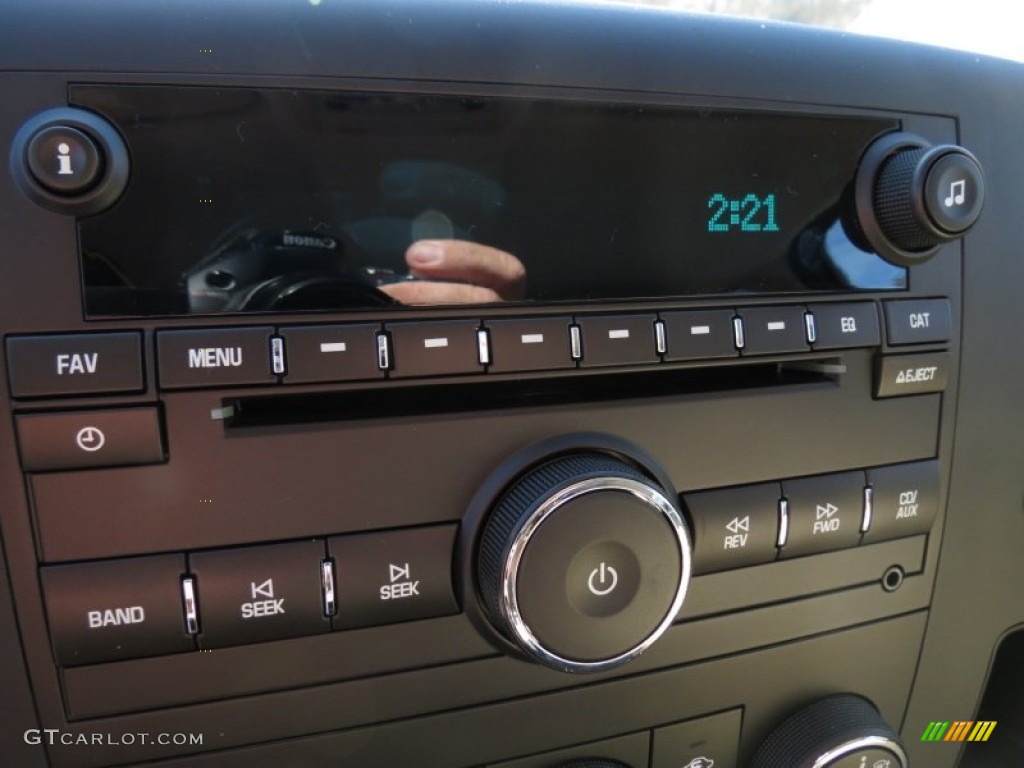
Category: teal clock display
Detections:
[{"x1": 707, "y1": 193, "x2": 780, "y2": 233}]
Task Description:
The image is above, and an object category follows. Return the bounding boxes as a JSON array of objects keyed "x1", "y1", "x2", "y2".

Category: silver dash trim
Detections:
[
  {"x1": 376, "y1": 333, "x2": 391, "y2": 370},
  {"x1": 862, "y1": 485, "x2": 874, "y2": 533},
  {"x1": 733, "y1": 317, "x2": 746, "y2": 350},
  {"x1": 778, "y1": 498, "x2": 790, "y2": 547},
  {"x1": 322, "y1": 560, "x2": 337, "y2": 617},
  {"x1": 182, "y1": 578, "x2": 199, "y2": 635},
  {"x1": 655, "y1": 320, "x2": 667, "y2": 355},
  {"x1": 570, "y1": 325, "x2": 582, "y2": 360},
  {"x1": 812, "y1": 736, "x2": 908, "y2": 768},
  {"x1": 271, "y1": 337, "x2": 286, "y2": 375},
  {"x1": 477, "y1": 329, "x2": 491, "y2": 366},
  {"x1": 805, "y1": 312, "x2": 818, "y2": 344}
]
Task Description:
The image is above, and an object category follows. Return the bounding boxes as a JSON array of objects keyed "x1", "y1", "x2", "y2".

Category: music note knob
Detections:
[{"x1": 844, "y1": 132, "x2": 986, "y2": 266}]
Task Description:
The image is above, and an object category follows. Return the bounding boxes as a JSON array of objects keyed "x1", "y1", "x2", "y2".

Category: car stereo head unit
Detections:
[{"x1": 1, "y1": 2, "x2": 1020, "y2": 768}]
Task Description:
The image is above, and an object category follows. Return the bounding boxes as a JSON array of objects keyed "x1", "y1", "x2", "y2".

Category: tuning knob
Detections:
[
  {"x1": 751, "y1": 694, "x2": 908, "y2": 768},
  {"x1": 476, "y1": 452, "x2": 691, "y2": 673},
  {"x1": 845, "y1": 131, "x2": 985, "y2": 266}
]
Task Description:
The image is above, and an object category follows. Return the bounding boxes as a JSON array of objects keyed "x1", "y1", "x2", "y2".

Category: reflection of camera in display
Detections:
[{"x1": 184, "y1": 228, "x2": 403, "y2": 313}]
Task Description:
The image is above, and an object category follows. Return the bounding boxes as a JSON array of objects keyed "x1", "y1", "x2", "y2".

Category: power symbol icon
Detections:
[{"x1": 587, "y1": 562, "x2": 619, "y2": 596}]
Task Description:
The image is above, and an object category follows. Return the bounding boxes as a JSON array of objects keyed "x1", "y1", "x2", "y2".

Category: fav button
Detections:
[
  {"x1": 6, "y1": 332, "x2": 143, "y2": 399},
  {"x1": 780, "y1": 472, "x2": 865, "y2": 558},
  {"x1": 189, "y1": 541, "x2": 330, "y2": 648},
  {"x1": 16, "y1": 407, "x2": 164, "y2": 471},
  {"x1": 41, "y1": 554, "x2": 194, "y2": 666},
  {"x1": 157, "y1": 327, "x2": 276, "y2": 389},
  {"x1": 328, "y1": 525, "x2": 458, "y2": 630}
]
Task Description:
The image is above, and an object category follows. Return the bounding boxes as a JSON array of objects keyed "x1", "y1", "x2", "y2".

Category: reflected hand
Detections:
[{"x1": 379, "y1": 240, "x2": 526, "y2": 305}]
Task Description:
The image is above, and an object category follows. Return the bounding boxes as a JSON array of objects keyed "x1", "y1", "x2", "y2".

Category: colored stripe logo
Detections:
[{"x1": 921, "y1": 721, "x2": 997, "y2": 742}]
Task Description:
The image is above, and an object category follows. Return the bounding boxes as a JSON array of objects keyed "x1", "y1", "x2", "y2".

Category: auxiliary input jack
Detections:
[{"x1": 882, "y1": 565, "x2": 905, "y2": 592}]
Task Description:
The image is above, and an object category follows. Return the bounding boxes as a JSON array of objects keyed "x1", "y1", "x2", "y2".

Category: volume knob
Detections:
[
  {"x1": 846, "y1": 132, "x2": 985, "y2": 266},
  {"x1": 476, "y1": 452, "x2": 691, "y2": 673}
]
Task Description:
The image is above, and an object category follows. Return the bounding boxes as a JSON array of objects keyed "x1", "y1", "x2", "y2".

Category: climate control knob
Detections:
[
  {"x1": 751, "y1": 694, "x2": 908, "y2": 768},
  {"x1": 476, "y1": 452, "x2": 691, "y2": 673},
  {"x1": 846, "y1": 131, "x2": 985, "y2": 266}
]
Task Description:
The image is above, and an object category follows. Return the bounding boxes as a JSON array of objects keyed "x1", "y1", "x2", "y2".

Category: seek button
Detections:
[
  {"x1": 329, "y1": 525, "x2": 458, "y2": 630},
  {"x1": 189, "y1": 541, "x2": 329, "y2": 648}
]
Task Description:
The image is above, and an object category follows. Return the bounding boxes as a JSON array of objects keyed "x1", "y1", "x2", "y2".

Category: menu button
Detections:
[{"x1": 157, "y1": 327, "x2": 276, "y2": 389}]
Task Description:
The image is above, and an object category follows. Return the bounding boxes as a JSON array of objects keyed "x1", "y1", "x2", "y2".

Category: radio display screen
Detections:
[{"x1": 72, "y1": 85, "x2": 905, "y2": 317}]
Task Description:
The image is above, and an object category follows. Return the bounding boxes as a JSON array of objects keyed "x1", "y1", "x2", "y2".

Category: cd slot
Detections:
[{"x1": 224, "y1": 358, "x2": 841, "y2": 428}]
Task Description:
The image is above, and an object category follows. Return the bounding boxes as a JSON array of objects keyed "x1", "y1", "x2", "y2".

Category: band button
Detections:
[{"x1": 41, "y1": 555, "x2": 194, "y2": 666}]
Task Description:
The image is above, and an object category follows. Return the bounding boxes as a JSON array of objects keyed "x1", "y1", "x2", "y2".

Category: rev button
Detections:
[
  {"x1": 685, "y1": 482, "x2": 781, "y2": 574},
  {"x1": 189, "y1": 541, "x2": 330, "y2": 648}
]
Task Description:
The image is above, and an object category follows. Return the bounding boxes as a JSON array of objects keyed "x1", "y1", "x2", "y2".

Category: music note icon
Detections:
[{"x1": 944, "y1": 178, "x2": 966, "y2": 207}]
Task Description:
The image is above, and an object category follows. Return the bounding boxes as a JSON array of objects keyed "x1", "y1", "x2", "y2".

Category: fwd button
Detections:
[{"x1": 780, "y1": 472, "x2": 865, "y2": 558}]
